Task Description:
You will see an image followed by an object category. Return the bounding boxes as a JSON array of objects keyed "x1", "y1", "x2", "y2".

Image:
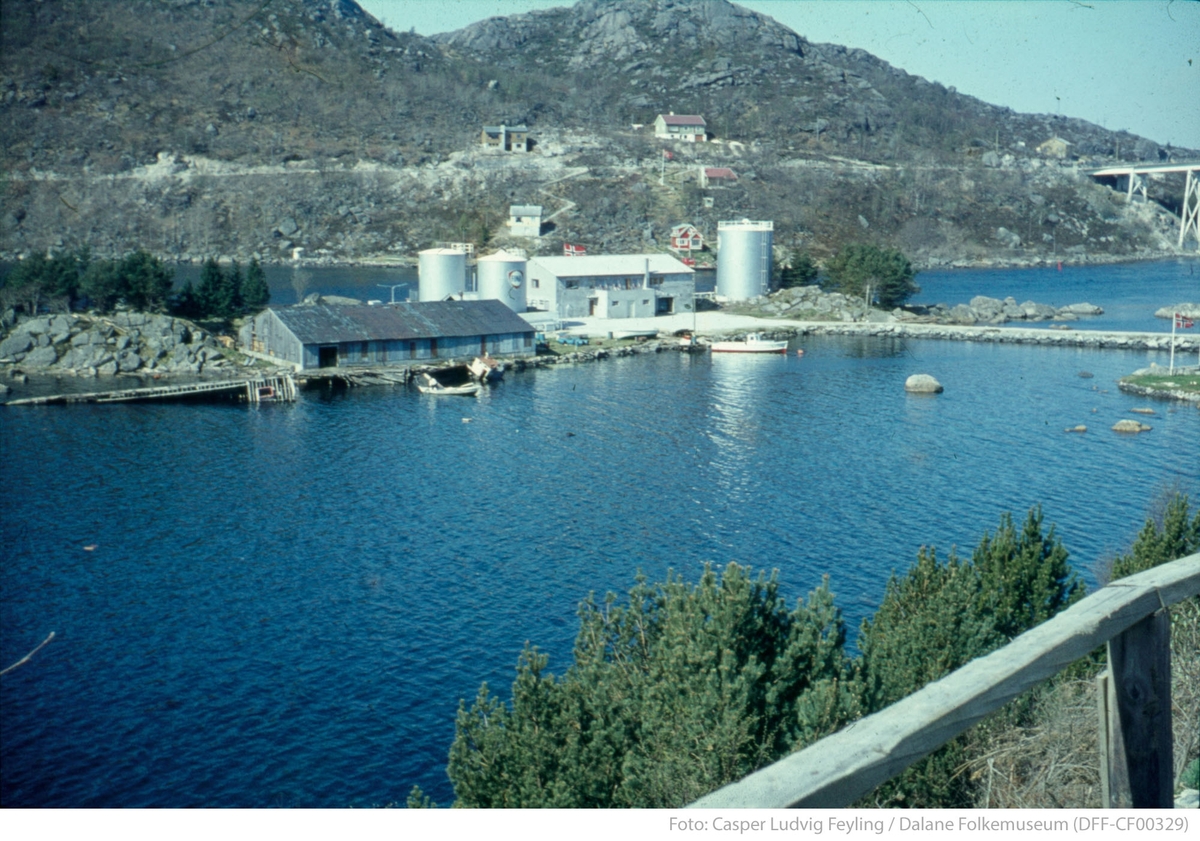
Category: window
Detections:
[
  {"x1": 565, "y1": 280, "x2": 579, "y2": 289},
  {"x1": 524, "y1": 334, "x2": 532, "y2": 347},
  {"x1": 532, "y1": 278, "x2": 540, "y2": 289}
]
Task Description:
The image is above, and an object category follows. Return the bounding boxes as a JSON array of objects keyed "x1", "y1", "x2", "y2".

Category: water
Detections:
[{"x1": 2, "y1": 262, "x2": 1198, "y2": 807}]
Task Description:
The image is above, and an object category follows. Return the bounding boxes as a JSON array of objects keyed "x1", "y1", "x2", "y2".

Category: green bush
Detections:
[
  {"x1": 448, "y1": 565, "x2": 854, "y2": 808},
  {"x1": 822, "y1": 243, "x2": 919, "y2": 308}
]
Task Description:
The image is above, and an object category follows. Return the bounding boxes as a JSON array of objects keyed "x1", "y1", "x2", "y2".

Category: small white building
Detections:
[
  {"x1": 508, "y1": 205, "x2": 543, "y2": 238},
  {"x1": 526, "y1": 253, "x2": 695, "y2": 319},
  {"x1": 654, "y1": 113, "x2": 707, "y2": 143}
]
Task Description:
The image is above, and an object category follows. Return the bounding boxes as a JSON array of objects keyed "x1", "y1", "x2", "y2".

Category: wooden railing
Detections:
[{"x1": 689, "y1": 553, "x2": 1200, "y2": 809}]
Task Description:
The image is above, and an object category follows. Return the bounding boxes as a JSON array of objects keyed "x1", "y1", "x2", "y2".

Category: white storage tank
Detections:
[
  {"x1": 476, "y1": 250, "x2": 528, "y2": 312},
  {"x1": 716, "y1": 220, "x2": 774, "y2": 301},
  {"x1": 418, "y1": 248, "x2": 468, "y2": 301}
]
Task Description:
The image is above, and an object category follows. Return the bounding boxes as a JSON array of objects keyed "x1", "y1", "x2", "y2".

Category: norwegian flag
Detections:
[
  {"x1": 662, "y1": 149, "x2": 673, "y2": 160},
  {"x1": 1177, "y1": 312, "x2": 1195, "y2": 329},
  {"x1": 563, "y1": 243, "x2": 587, "y2": 257},
  {"x1": 681, "y1": 257, "x2": 696, "y2": 267}
]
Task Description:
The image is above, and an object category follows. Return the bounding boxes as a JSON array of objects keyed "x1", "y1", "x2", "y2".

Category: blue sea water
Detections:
[{"x1": 1, "y1": 261, "x2": 1198, "y2": 807}]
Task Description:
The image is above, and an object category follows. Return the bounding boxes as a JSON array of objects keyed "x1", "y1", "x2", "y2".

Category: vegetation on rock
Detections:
[{"x1": 822, "y1": 243, "x2": 920, "y2": 309}]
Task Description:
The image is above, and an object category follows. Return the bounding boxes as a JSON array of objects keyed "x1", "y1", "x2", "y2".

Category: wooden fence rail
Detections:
[{"x1": 689, "y1": 553, "x2": 1200, "y2": 810}]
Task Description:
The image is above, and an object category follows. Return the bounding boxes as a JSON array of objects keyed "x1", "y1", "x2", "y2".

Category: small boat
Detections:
[
  {"x1": 611, "y1": 329, "x2": 658, "y2": 340},
  {"x1": 416, "y1": 373, "x2": 481, "y2": 396},
  {"x1": 468, "y1": 354, "x2": 505, "y2": 382},
  {"x1": 710, "y1": 333, "x2": 788, "y2": 354}
]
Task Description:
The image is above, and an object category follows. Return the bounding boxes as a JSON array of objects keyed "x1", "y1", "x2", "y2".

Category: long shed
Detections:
[{"x1": 239, "y1": 299, "x2": 536, "y2": 370}]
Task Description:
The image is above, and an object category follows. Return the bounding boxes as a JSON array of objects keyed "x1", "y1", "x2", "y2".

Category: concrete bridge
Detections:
[{"x1": 1089, "y1": 160, "x2": 1200, "y2": 247}]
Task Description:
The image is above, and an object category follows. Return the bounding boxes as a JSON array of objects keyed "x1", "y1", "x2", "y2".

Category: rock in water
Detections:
[
  {"x1": 905, "y1": 374, "x2": 943, "y2": 394},
  {"x1": 1112, "y1": 420, "x2": 1151, "y2": 433},
  {"x1": 1064, "y1": 425, "x2": 1087, "y2": 433}
]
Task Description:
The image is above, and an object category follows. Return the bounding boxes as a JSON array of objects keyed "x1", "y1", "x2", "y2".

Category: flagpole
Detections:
[
  {"x1": 1166, "y1": 311, "x2": 1176, "y2": 369},
  {"x1": 1170, "y1": 312, "x2": 1177, "y2": 374}
]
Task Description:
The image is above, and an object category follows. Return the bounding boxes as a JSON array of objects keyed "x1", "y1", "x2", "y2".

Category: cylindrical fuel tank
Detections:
[
  {"x1": 418, "y1": 248, "x2": 467, "y2": 301},
  {"x1": 716, "y1": 220, "x2": 774, "y2": 301},
  {"x1": 476, "y1": 250, "x2": 528, "y2": 311}
]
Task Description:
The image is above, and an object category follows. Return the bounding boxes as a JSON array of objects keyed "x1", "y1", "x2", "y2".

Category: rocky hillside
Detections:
[{"x1": 1, "y1": 0, "x2": 1194, "y2": 268}]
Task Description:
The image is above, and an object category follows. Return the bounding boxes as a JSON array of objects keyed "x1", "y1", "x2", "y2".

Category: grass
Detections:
[
  {"x1": 964, "y1": 597, "x2": 1200, "y2": 807},
  {"x1": 1118, "y1": 370, "x2": 1200, "y2": 400}
]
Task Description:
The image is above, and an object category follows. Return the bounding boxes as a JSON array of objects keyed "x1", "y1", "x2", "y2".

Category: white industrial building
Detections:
[
  {"x1": 507, "y1": 205, "x2": 543, "y2": 238},
  {"x1": 525, "y1": 254, "x2": 695, "y2": 319}
]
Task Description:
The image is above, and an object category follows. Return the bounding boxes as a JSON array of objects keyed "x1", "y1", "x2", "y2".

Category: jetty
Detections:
[{"x1": 4, "y1": 374, "x2": 297, "y2": 406}]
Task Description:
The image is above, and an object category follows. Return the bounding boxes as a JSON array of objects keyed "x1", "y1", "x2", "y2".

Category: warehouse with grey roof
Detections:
[{"x1": 239, "y1": 299, "x2": 536, "y2": 370}]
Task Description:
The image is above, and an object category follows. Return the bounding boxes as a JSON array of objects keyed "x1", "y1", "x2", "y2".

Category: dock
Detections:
[{"x1": 4, "y1": 374, "x2": 297, "y2": 406}]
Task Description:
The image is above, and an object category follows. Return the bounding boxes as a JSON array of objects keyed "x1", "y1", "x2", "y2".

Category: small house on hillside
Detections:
[
  {"x1": 654, "y1": 113, "x2": 707, "y2": 143},
  {"x1": 699, "y1": 167, "x2": 737, "y2": 187},
  {"x1": 239, "y1": 299, "x2": 535, "y2": 370},
  {"x1": 481, "y1": 124, "x2": 529, "y2": 152},
  {"x1": 670, "y1": 224, "x2": 704, "y2": 252},
  {"x1": 508, "y1": 205, "x2": 543, "y2": 237},
  {"x1": 1037, "y1": 136, "x2": 1072, "y2": 158}
]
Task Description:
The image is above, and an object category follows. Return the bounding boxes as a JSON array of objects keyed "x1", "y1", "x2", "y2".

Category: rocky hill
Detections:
[{"x1": 1, "y1": 0, "x2": 1194, "y2": 268}]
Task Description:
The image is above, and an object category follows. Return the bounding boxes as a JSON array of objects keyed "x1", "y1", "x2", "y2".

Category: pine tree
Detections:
[
  {"x1": 448, "y1": 564, "x2": 853, "y2": 808},
  {"x1": 216, "y1": 260, "x2": 243, "y2": 318},
  {"x1": 197, "y1": 257, "x2": 223, "y2": 318},
  {"x1": 240, "y1": 257, "x2": 270, "y2": 313},
  {"x1": 1111, "y1": 493, "x2": 1200, "y2": 580},
  {"x1": 823, "y1": 243, "x2": 919, "y2": 308},
  {"x1": 779, "y1": 249, "x2": 819, "y2": 289},
  {"x1": 973, "y1": 507, "x2": 1082, "y2": 639}
]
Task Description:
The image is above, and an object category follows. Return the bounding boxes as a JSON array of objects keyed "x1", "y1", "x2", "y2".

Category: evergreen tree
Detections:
[
  {"x1": 119, "y1": 250, "x2": 174, "y2": 312},
  {"x1": 172, "y1": 280, "x2": 202, "y2": 319},
  {"x1": 1110, "y1": 492, "x2": 1200, "y2": 580},
  {"x1": 218, "y1": 259, "x2": 243, "y2": 318},
  {"x1": 1, "y1": 250, "x2": 87, "y2": 314},
  {"x1": 779, "y1": 249, "x2": 819, "y2": 289},
  {"x1": 973, "y1": 507, "x2": 1082, "y2": 640},
  {"x1": 448, "y1": 564, "x2": 854, "y2": 808},
  {"x1": 823, "y1": 243, "x2": 919, "y2": 308},
  {"x1": 240, "y1": 257, "x2": 271, "y2": 313},
  {"x1": 196, "y1": 258, "x2": 224, "y2": 318},
  {"x1": 80, "y1": 259, "x2": 125, "y2": 313}
]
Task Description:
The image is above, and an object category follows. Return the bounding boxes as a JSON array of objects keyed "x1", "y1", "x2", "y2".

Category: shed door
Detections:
[{"x1": 318, "y1": 346, "x2": 338, "y2": 368}]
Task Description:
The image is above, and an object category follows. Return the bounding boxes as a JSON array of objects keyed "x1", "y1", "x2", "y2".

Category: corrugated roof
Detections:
[
  {"x1": 705, "y1": 167, "x2": 737, "y2": 178},
  {"x1": 529, "y1": 254, "x2": 694, "y2": 277},
  {"x1": 269, "y1": 300, "x2": 535, "y2": 345},
  {"x1": 659, "y1": 114, "x2": 706, "y2": 126}
]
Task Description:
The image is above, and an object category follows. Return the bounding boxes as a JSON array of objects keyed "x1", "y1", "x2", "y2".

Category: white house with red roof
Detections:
[
  {"x1": 654, "y1": 113, "x2": 707, "y2": 142},
  {"x1": 699, "y1": 167, "x2": 737, "y2": 187}
]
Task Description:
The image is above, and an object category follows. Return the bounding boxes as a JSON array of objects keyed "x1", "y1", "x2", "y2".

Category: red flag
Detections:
[
  {"x1": 563, "y1": 243, "x2": 587, "y2": 257},
  {"x1": 1176, "y1": 313, "x2": 1195, "y2": 329},
  {"x1": 662, "y1": 149, "x2": 673, "y2": 160}
]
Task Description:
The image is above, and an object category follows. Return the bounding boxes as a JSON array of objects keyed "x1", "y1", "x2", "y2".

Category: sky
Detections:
[{"x1": 356, "y1": 0, "x2": 1200, "y2": 148}]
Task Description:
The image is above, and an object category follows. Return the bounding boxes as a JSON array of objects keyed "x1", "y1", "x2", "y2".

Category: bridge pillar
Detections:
[{"x1": 1180, "y1": 168, "x2": 1199, "y2": 248}]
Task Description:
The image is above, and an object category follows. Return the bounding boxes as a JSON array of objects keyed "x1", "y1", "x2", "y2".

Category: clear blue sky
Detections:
[{"x1": 357, "y1": 0, "x2": 1199, "y2": 148}]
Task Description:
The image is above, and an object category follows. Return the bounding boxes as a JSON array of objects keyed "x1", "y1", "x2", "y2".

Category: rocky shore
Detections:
[
  {"x1": 0, "y1": 311, "x2": 244, "y2": 379},
  {"x1": 732, "y1": 284, "x2": 1106, "y2": 326}
]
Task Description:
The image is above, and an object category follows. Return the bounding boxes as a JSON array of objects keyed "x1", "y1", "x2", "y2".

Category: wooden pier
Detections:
[{"x1": 4, "y1": 374, "x2": 297, "y2": 406}]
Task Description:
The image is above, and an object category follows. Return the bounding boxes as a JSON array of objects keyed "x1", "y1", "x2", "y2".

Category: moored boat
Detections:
[
  {"x1": 710, "y1": 333, "x2": 788, "y2": 354},
  {"x1": 416, "y1": 373, "x2": 481, "y2": 396}
]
